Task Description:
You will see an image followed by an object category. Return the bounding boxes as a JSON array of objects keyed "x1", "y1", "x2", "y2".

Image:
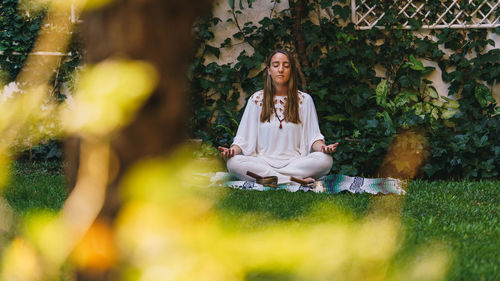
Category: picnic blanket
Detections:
[{"x1": 210, "y1": 173, "x2": 406, "y2": 195}]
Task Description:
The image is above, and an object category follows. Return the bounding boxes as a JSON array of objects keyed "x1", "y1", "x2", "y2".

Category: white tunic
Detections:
[{"x1": 232, "y1": 90, "x2": 324, "y2": 168}]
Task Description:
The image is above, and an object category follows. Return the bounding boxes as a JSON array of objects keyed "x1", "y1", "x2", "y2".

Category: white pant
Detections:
[{"x1": 226, "y1": 152, "x2": 333, "y2": 184}]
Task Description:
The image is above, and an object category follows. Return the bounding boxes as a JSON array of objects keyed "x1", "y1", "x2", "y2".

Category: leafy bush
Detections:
[{"x1": 16, "y1": 141, "x2": 63, "y2": 162}]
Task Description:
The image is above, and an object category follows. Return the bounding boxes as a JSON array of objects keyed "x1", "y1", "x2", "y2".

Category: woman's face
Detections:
[{"x1": 267, "y1": 52, "x2": 291, "y2": 87}]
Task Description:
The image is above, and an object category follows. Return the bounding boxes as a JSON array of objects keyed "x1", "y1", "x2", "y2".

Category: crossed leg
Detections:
[{"x1": 227, "y1": 152, "x2": 333, "y2": 184}]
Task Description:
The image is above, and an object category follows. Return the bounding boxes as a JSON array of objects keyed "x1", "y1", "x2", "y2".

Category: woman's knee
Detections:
[
  {"x1": 226, "y1": 155, "x2": 245, "y2": 173},
  {"x1": 310, "y1": 152, "x2": 333, "y2": 172}
]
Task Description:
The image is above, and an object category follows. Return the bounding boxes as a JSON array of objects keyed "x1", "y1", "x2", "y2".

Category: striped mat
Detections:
[{"x1": 211, "y1": 173, "x2": 406, "y2": 195}]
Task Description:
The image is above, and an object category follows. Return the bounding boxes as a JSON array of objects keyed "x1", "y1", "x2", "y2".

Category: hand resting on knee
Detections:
[{"x1": 218, "y1": 145, "x2": 242, "y2": 158}]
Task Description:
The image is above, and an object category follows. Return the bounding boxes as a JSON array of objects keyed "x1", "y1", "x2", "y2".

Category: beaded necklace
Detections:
[{"x1": 273, "y1": 100, "x2": 284, "y2": 129}]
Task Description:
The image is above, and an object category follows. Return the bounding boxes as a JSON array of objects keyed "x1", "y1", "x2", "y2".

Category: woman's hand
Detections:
[
  {"x1": 217, "y1": 145, "x2": 242, "y2": 158},
  {"x1": 321, "y1": 142, "x2": 339, "y2": 154},
  {"x1": 312, "y1": 140, "x2": 339, "y2": 154}
]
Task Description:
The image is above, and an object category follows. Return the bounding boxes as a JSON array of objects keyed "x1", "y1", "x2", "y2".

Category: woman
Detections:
[{"x1": 218, "y1": 49, "x2": 338, "y2": 184}]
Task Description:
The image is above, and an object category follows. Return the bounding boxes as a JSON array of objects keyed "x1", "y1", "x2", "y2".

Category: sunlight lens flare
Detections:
[{"x1": 378, "y1": 130, "x2": 429, "y2": 179}]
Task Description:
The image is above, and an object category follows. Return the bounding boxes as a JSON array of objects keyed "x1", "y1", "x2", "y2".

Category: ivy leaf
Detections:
[
  {"x1": 233, "y1": 31, "x2": 244, "y2": 40},
  {"x1": 441, "y1": 109, "x2": 457, "y2": 119},
  {"x1": 220, "y1": 38, "x2": 232, "y2": 48},
  {"x1": 441, "y1": 96, "x2": 459, "y2": 109},
  {"x1": 474, "y1": 84, "x2": 495, "y2": 107},
  {"x1": 228, "y1": 0, "x2": 234, "y2": 9},
  {"x1": 205, "y1": 45, "x2": 220, "y2": 58},
  {"x1": 409, "y1": 55, "x2": 425, "y2": 71},
  {"x1": 422, "y1": 66, "x2": 435, "y2": 76},
  {"x1": 375, "y1": 79, "x2": 388, "y2": 106},
  {"x1": 425, "y1": 87, "x2": 439, "y2": 99},
  {"x1": 432, "y1": 99, "x2": 445, "y2": 107},
  {"x1": 412, "y1": 103, "x2": 423, "y2": 115}
]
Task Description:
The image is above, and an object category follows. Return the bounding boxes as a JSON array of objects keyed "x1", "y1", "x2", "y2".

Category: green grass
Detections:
[
  {"x1": 2, "y1": 162, "x2": 499, "y2": 281},
  {"x1": 213, "y1": 181, "x2": 499, "y2": 281},
  {"x1": 3, "y1": 161, "x2": 67, "y2": 213},
  {"x1": 400, "y1": 180, "x2": 499, "y2": 281}
]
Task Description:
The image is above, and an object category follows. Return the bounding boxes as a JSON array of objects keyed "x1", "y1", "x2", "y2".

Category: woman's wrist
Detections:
[
  {"x1": 230, "y1": 144, "x2": 243, "y2": 155},
  {"x1": 312, "y1": 140, "x2": 326, "y2": 152}
]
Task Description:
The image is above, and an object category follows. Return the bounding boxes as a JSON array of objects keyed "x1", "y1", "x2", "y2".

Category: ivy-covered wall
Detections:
[
  {"x1": 0, "y1": 0, "x2": 81, "y2": 99},
  {"x1": 0, "y1": 0, "x2": 81, "y2": 161},
  {"x1": 189, "y1": 0, "x2": 500, "y2": 179}
]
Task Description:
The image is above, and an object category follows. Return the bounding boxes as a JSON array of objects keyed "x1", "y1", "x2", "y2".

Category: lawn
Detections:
[{"x1": 2, "y1": 161, "x2": 499, "y2": 281}]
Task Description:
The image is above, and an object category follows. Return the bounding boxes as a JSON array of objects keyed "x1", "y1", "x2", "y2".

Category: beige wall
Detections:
[
  {"x1": 207, "y1": 0, "x2": 500, "y2": 103},
  {"x1": 207, "y1": 0, "x2": 289, "y2": 65}
]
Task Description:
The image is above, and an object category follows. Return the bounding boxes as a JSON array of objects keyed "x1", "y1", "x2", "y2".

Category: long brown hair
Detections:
[{"x1": 260, "y1": 49, "x2": 301, "y2": 124}]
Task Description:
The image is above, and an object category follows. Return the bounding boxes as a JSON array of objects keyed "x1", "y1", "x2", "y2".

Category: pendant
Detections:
[{"x1": 279, "y1": 122, "x2": 283, "y2": 129}]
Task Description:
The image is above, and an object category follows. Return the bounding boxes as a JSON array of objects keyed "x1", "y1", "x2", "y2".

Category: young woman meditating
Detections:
[{"x1": 218, "y1": 49, "x2": 338, "y2": 185}]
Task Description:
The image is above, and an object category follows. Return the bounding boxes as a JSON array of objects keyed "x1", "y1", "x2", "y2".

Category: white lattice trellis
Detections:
[{"x1": 352, "y1": 0, "x2": 500, "y2": 29}]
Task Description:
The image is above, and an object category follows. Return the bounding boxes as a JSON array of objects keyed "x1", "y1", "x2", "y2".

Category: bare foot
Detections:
[
  {"x1": 290, "y1": 176, "x2": 316, "y2": 186},
  {"x1": 303, "y1": 177, "x2": 315, "y2": 184}
]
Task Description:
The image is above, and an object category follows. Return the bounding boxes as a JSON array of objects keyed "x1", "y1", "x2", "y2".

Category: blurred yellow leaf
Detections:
[
  {"x1": 1, "y1": 238, "x2": 42, "y2": 281},
  {"x1": 82, "y1": 0, "x2": 117, "y2": 11},
  {"x1": 23, "y1": 211, "x2": 71, "y2": 268},
  {"x1": 61, "y1": 59, "x2": 158, "y2": 136},
  {"x1": 0, "y1": 154, "x2": 10, "y2": 191}
]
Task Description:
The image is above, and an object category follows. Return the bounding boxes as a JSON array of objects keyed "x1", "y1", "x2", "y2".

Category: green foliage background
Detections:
[
  {"x1": 189, "y1": 0, "x2": 500, "y2": 179},
  {"x1": 0, "y1": 0, "x2": 82, "y2": 93}
]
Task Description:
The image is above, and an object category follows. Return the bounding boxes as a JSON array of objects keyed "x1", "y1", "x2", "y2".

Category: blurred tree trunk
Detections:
[{"x1": 68, "y1": 0, "x2": 213, "y2": 280}]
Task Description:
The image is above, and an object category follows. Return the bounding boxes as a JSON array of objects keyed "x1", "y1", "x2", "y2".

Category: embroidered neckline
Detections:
[{"x1": 273, "y1": 96, "x2": 286, "y2": 129}]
